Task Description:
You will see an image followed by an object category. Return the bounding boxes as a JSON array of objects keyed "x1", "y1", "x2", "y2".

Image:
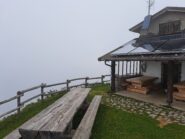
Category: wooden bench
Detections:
[
  {"x1": 5, "y1": 88, "x2": 91, "y2": 139},
  {"x1": 73, "y1": 95, "x2": 102, "y2": 139}
]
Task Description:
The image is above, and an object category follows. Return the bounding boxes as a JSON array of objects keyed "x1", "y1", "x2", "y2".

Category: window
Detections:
[{"x1": 159, "y1": 20, "x2": 181, "y2": 35}]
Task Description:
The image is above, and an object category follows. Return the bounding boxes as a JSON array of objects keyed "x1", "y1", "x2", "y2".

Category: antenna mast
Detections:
[{"x1": 147, "y1": 0, "x2": 155, "y2": 15}]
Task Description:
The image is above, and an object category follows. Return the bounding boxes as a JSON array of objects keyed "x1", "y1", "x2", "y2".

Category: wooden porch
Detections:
[{"x1": 110, "y1": 60, "x2": 185, "y2": 107}]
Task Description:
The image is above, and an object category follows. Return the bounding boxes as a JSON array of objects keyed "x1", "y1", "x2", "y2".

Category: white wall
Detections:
[
  {"x1": 142, "y1": 61, "x2": 185, "y2": 83},
  {"x1": 148, "y1": 12, "x2": 185, "y2": 35},
  {"x1": 181, "y1": 62, "x2": 185, "y2": 81},
  {"x1": 142, "y1": 61, "x2": 161, "y2": 83}
]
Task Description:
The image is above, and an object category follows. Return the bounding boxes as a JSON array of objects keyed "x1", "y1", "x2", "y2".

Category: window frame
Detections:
[{"x1": 159, "y1": 20, "x2": 181, "y2": 35}]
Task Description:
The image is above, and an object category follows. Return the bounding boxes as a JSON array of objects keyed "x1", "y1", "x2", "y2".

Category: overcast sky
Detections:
[{"x1": 0, "y1": 0, "x2": 185, "y2": 100}]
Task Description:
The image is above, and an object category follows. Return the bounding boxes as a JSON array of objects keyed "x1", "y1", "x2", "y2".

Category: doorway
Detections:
[{"x1": 161, "y1": 62, "x2": 181, "y2": 89}]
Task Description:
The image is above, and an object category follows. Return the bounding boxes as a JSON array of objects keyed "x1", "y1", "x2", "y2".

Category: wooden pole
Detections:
[
  {"x1": 130, "y1": 61, "x2": 132, "y2": 75},
  {"x1": 41, "y1": 84, "x2": 45, "y2": 101},
  {"x1": 118, "y1": 61, "x2": 120, "y2": 76},
  {"x1": 136, "y1": 61, "x2": 138, "y2": 75},
  {"x1": 133, "y1": 61, "x2": 135, "y2": 75},
  {"x1": 85, "y1": 77, "x2": 89, "y2": 88},
  {"x1": 139, "y1": 61, "x2": 142, "y2": 75},
  {"x1": 101, "y1": 75, "x2": 105, "y2": 84},
  {"x1": 122, "y1": 61, "x2": 124, "y2": 76},
  {"x1": 111, "y1": 61, "x2": 116, "y2": 93},
  {"x1": 17, "y1": 91, "x2": 22, "y2": 113},
  {"x1": 167, "y1": 61, "x2": 174, "y2": 106},
  {"x1": 126, "y1": 61, "x2": 128, "y2": 75},
  {"x1": 66, "y1": 80, "x2": 70, "y2": 92}
]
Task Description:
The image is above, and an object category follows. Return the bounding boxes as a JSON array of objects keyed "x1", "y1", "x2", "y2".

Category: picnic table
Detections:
[
  {"x1": 126, "y1": 76, "x2": 158, "y2": 94},
  {"x1": 5, "y1": 88, "x2": 91, "y2": 139},
  {"x1": 126, "y1": 76, "x2": 158, "y2": 86}
]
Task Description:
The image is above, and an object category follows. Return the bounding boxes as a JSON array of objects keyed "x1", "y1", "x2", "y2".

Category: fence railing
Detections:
[{"x1": 0, "y1": 74, "x2": 110, "y2": 119}]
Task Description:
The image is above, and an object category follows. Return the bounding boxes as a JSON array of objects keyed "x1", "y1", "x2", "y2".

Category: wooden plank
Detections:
[
  {"x1": 0, "y1": 95, "x2": 21, "y2": 105},
  {"x1": 176, "y1": 88, "x2": 185, "y2": 94},
  {"x1": 126, "y1": 76, "x2": 158, "y2": 85},
  {"x1": 20, "y1": 88, "x2": 90, "y2": 132},
  {"x1": 88, "y1": 77, "x2": 101, "y2": 80},
  {"x1": 73, "y1": 96, "x2": 102, "y2": 139},
  {"x1": 70, "y1": 78, "x2": 86, "y2": 82},
  {"x1": 5, "y1": 88, "x2": 90, "y2": 139},
  {"x1": 174, "y1": 81, "x2": 185, "y2": 90},
  {"x1": 45, "y1": 82, "x2": 67, "y2": 88},
  {"x1": 173, "y1": 92, "x2": 185, "y2": 98},
  {"x1": 21, "y1": 94, "x2": 42, "y2": 105},
  {"x1": 38, "y1": 89, "x2": 90, "y2": 132},
  {"x1": 173, "y1": 92, "x2": 185, "y2": 101},
  {"x1": 21, "y1": 85, "x2": 42, "y2": 94},
  {"x1": 127, "y1": 87, "x2": 149, "y2": 95},
  {"x1": 127, "y1": 85, "x2": 151, "y2": 91},
  {"x1": 0, "y1": 106, "x2": 21, "y2": 119}
]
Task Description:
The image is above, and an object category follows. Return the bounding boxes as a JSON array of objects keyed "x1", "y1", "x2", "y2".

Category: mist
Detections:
[{"x1": 0, "y1": 0, "x2": 185, "y2": 100}]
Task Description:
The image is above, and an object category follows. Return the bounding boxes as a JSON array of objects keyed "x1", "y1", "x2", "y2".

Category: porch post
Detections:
[
  {"x1": 111, "y1": 61, "x2": 116, "y2": 93},
  {"x1": 167, "y1": 61, "x2": 174, "y2": 106}
]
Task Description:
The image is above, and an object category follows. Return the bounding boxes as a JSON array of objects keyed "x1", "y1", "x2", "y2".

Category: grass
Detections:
[
  {"x1": 91, "y1": 105, "x2": 185, "y2": 139},
  {"x1": 0, "y1": 92, "x2": 65, "y2": 139},
  {"x1": 87, "y1": 83, "x2": 110, "y2": 102},
  {"x1": 2, "y1": 84, "x2": 185, "y2": 139}
]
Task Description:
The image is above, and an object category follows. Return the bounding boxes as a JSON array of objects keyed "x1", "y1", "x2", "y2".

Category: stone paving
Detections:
[{"x1": 101, "y1": 94, "x2": 185, "y2": 125}]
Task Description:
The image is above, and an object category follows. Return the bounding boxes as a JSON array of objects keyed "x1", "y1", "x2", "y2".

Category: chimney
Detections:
[{"x1": 140, "y1": 15, "x2": 152, "y2": 36}]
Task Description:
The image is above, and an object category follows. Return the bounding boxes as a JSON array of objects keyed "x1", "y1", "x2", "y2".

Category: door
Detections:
[{"x1": 161, "y1": 62, "x2": 181, "y2": 89}]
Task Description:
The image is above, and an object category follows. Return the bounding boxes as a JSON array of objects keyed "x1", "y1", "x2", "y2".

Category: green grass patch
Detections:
[
  {"x1": 91, "y1": 105, "x2": 185, "y2": 139},
  {"x1": 87, "y1": 83, "x2": 110, "y2": 102},
  {"x1": 0, "y1": 92, "x2": 65, "y2": 139}
]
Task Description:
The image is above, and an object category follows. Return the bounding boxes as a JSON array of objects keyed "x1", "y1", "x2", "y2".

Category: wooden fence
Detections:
[{"x1": 0, "y1": 75, "x2": 110, "y2": 119}]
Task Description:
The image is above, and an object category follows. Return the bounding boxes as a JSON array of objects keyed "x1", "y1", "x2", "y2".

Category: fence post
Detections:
[
  {"x1": 66, "y1": 80, "x2": 70, "y2": 92},
  {"x1": 85, "y1": 77, "x2": 89, "y2": 88},
  {"x1": 101, "y1": 75, "x2": 105, "y2": 84},
  {"x1": 41, "y1": 83, "x2": 45, "y2": 101},
  {"x1": 17, "y1": 91, "x2": 22, "y2": 114}
]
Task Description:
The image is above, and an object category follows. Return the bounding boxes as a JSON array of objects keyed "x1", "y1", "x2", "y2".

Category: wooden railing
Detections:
[{"x1": 0, "y1": 75, "x2": 110, "y2": 119}]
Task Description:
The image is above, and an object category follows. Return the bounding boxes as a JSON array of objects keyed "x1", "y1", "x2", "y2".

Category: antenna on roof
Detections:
[{"x1": 147, "y1": 0, "x2": 155, "y2": 15}]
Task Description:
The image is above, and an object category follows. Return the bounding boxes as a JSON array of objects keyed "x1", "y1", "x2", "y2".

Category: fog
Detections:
[{"x1": 0, "y1": 0, "x2": 185, "y2": 100}]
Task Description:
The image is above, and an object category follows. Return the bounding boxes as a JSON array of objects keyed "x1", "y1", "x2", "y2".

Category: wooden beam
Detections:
[
  {"x1": 118, "y1": 61, "x2": 120, "y2": 76},
  {"x1": 111, "y1": 61, "x2": 116, "y2": 92},
  {"x1": 136, "y1": 61, "x2": 138, "y2": 75},
  {"x1": 133, "y1": 61, "x2": 135, "y2": 75},
  {"x1": 139, "y1": 61, "x2": 142, "y2": 75},
  {"x1": 130, "y1": 61, "x2": 132, "y2": 75},
  {"x1": 126, "y1": 61, "x2": 128, "y2": 75},
  {"x1": 122, "y1": 61, "x2": 124, "y2": 76},
  {"x1": 167, "y1": 61, "x2": 174, "y2": 106}
]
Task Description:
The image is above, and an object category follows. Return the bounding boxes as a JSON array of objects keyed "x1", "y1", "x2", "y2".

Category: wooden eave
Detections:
[{"x1": 99, "y1": 52, "x2": 185, "y2": 61}]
